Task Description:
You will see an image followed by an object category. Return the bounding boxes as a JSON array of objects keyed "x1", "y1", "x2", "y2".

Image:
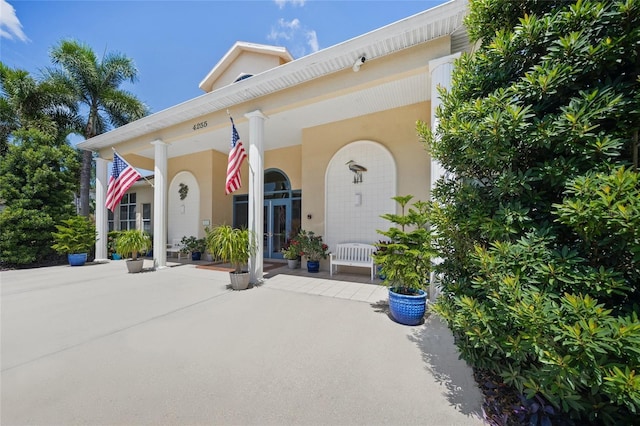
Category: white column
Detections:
[
  {"x1": 245, "y1": 110, "x2": 267, "y2": 284},
  {"x1": 95, "y1": 157, "x2": 109, "y2": 262},
  {"x1": 152, "y1": 140, "x2": 169, "y2": 269},
  {"x1": 428, "y1": 53, "x2": 459, "y2": 302},
  {"x1": 429, "y1": 53, "x2": 460, "y2": 196}
]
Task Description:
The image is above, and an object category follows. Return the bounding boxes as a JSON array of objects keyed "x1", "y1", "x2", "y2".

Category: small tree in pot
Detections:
[
  {"x1": 115, "y1": 229, "x2": 151, "y2": 273},
  {"x1": 51, "y1": 216, "x2": 97, "y2": 266},
  {"x1": 206, "y1": 225, "x2": 256, "y2": 290},
  {"x1": 373, "y1": 195, "x2": 434, "y2": 325}
]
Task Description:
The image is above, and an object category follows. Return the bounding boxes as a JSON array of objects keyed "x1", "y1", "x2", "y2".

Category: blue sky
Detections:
[{"x1": 2, "y1": 0, "x2": 447, "y2": 116}]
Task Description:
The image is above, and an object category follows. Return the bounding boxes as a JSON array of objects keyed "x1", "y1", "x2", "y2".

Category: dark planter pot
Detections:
[
  {"x1": 191, "y1": 251, "x2": 201, "y2": 261},
  {"x1": 388, "y1": 287, "x2": 427, "y2": 326},
  {"x1": 306, "y1": 260, "x2": 320, "y2": 273},
  {"x1": 68, "y1": 253, "x2": 87, "y2": 266}
]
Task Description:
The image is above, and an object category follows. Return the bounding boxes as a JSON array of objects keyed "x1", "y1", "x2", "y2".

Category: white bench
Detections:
[
  {"x1": 329, "y1": 243, "x2": 376, "y2": 280},
  {"x1": 166, "y1": 239, "x2": 185, "y2": 259}
]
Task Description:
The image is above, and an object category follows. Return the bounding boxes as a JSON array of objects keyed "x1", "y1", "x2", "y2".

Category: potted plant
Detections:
[
  {"x1": 180, "y1": 235, "x2": 206, "y2": 261},
  {"x1": 297, "y1": 229, "x2": 329, "y2": 273},
  {"x1": 281, "y1": 240, "x2": 301, "y2": 269},
  {"x1": 107, "y1": 230, "x2": 122, "y2": 260},
  {"x1": 206, "y1": 224, "x2": 256, "y2": 290},
  {"x1": 51, "y1": 216, "x2": 97, "y2": 266},
  {"x1": 115, "y1": 229, "x2": 151, "y2": 273},
  {"x1": 373, "y1": 195, "x2": 434, "y2": 325}
]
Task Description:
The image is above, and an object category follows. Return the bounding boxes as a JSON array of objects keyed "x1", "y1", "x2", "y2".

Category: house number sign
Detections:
[{"x1": 192, "y1": 121, "x2": 207, "y2": 131}]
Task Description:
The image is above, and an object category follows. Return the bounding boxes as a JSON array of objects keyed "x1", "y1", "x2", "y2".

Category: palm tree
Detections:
[
  {"x1": 46, "y1": 40, "x2": 148, "y2": 217},
  {"x1": 0, "y1": 62, "x2": 78, "y2": 154}
]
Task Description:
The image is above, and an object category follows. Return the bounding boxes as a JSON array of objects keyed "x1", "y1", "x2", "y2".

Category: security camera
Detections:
[{"x1": 352, "y1": 56, "x2": 366, "y2": 72}]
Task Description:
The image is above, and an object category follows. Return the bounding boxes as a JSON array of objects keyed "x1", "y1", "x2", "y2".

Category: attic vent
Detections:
[{"x1": 233, "y1": 74, "x2": 253, "y2": 83}]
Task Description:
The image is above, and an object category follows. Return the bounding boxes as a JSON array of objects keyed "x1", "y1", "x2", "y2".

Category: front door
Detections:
[{"x1": 263, "y1": 199, "x2": 289, "y2": 259}]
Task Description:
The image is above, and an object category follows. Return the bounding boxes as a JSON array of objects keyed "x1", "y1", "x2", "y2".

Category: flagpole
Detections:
[{"x1": 111, "y1": 147, "x2": 154, "y2": 188}]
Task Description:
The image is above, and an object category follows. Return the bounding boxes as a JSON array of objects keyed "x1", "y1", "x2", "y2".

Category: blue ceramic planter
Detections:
[
  {"x1": 68, "y1": 253, "x2": 87, "y2": 266},
  {"x1": 388, "y1": 288, "x2": 427, "y2": 325},
  {"x1": 306, "y1": 260, "x2": 320, "y2": 273}
]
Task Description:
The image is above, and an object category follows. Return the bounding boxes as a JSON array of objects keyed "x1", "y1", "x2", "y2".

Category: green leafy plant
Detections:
[
  {"x1": 373, "y1": 195, "x2": 434, "y2": 294},
  {"x1": 205, "y1": 225, "x2": 256, "y2": 274},
  {"x1": 179, "y1": 235, "x2": 206, "y2": 254},
  {"x1": 51, "y1": 216, "x2": 97, "y2": 254},
  {"x1": 422, "y1": 0, "x2": 640, "y2": 423},
  {"x1": 296, "y1": 229, "x2": 329, "y2": 262},
  {"x1": 115, "y1": 229, "x2": 151, "y2": 261},
  {"x1": 281, "y1": 243, "x2": 301, "y2": 260},
  {"x1": 107, "y1": 230, "x2": 121, "y2": 255}
]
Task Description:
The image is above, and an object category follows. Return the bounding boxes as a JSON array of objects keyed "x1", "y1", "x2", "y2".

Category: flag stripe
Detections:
[
  {"x1": 225, "y1": 118, "x2": 247, "y2": 195},
  {"x1": 106, "y1": 152, "x2": 142, "y2": 212}
]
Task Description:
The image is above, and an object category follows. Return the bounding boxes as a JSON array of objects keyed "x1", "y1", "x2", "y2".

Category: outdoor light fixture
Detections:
[
  {"x1": 352, "y1": 56, "x2": 366, "y2": 72},
  {"x1": 355, "y1": 192, "x2": 362, "y2": 206}
]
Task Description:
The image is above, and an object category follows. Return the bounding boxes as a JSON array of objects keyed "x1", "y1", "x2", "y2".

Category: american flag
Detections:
[
  {"x1": 225, "y1": 117, "x2": 247, "y2": 194},
  {"x1": 106, "y1": 151, "x2": 142, "y2": 212}
]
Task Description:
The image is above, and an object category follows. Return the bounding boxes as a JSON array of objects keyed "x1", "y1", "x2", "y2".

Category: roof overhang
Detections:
[{"x1": 78, "y1": 0, "x2": 467, "y2": 159}]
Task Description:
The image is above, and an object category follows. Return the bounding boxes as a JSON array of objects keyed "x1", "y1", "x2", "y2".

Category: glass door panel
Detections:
[{"x1": 264, "y1": 200, "x2": 289, "y2": 259}]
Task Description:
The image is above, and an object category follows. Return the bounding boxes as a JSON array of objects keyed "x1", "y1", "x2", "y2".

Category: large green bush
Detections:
[
  {"x1": 423, "y1": 0, "x2": 640, "y2": 423},
  {"x1": 0, "y1": 129, "x2": 79, "y2": 266}
]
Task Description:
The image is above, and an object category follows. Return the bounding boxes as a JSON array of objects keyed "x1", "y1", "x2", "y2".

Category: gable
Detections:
[{"x1": 199, "y1": 42, "x2": 293, "y2": 93}]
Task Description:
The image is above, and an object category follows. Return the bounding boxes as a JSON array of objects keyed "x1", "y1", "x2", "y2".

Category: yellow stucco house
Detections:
[{"x1": 78, "y1": 0, "x2": 470, "y2": 282}]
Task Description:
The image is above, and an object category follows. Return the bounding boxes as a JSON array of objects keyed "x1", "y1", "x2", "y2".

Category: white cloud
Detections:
[
  {"x1": 306, "y1": 30, "x2": 318, "y2": 53},
  {"x1": 267, "y1": 17, "x2": 318, "y2": 57},
  {"x1": 0, "y1": 0, "x2": 28, "y2": 42},
  {"x1": 274, "y1": 0, "x2": 306, "y2": 9}
]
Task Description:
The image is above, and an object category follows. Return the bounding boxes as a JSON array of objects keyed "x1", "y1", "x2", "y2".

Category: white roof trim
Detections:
[{"x1": 79, "y1": 0, "x2": 466, "y2": 152}]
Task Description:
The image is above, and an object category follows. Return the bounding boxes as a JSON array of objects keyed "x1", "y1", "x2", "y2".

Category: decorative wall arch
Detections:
[
  {"x1": 168, "y1": 171, "x2": 200, "y2": 242},
  {"x1": 324, "y1": 140, "x2": 397, "y2": 250}
]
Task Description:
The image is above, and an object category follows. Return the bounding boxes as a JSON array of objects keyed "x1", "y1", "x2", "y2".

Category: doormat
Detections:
[{"x1": 196, "y1": 262, "x2": 283, "y2": 272}]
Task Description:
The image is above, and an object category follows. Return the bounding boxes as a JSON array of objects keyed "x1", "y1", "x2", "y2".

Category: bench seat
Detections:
[
  {"x1": 329, "y1": 243, "x2": 376, "y2": 280},
  {"x1": 166, "y1": 239, "x2": 185, "y2": 260}
]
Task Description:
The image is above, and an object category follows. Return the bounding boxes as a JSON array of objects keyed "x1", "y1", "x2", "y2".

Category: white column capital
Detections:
[
  {"x1": 428, "y1": 52, "x2": 461, "y2": 73},
  {"x1": 151, "y1": 139, "x2": 169, "y2": 147},
  {"x1": 244, "y1": 110, "x2": 268, "y2": 121}
]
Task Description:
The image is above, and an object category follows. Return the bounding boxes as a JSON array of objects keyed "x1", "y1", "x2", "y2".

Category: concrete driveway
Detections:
[{"x1": 1, "y1": 261, "x2": 484, "y2": 425}]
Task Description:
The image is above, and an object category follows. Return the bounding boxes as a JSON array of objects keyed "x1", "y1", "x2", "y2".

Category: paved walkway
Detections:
[{"x1": 1, "y1": 260, "x2": 484, "y2": 425}]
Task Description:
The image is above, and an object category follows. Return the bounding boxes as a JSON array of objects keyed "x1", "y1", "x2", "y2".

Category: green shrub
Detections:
[
  {"x1": 424, "y1": 0, "x2": 640, "y2": 423},
  {"x1": 51, "y1": 216, "x2": 97, "y2": 254}
]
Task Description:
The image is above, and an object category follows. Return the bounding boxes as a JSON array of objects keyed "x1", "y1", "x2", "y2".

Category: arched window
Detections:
[{"x1": 264, "y1": 169, "x2": 290, "y2": 194}]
